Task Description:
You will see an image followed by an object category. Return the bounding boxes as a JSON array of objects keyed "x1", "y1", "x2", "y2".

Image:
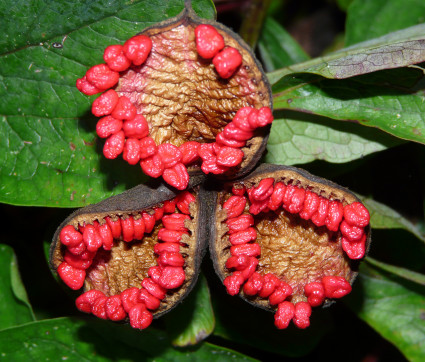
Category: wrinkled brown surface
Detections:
[{"x1": 115, "y1": 18, "x2": 271, "y2": 146}]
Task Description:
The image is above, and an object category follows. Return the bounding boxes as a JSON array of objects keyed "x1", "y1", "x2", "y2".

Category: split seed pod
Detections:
[
  {"x1": 77, "y1": 0, "x2": 273, "y2": 190},
  {"x1": 208, "y1": 164, "x2": 371, "y2": 329}
]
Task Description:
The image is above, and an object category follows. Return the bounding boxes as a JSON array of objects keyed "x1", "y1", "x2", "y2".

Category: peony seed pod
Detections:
[
  {"x1": 76, "y1": 0, "x2": 272, "y2": 190},
  {"x1": 208, "y1": 163, "x2": 371, "y2": 330}
]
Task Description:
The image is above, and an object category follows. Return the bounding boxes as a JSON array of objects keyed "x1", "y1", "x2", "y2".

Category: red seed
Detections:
[
  {"x1": 241, "y1": 256, "x2": 258, "y2": 280},
  {"x1": 198, "y1": 143, "x2": 215, "y2": 161},
  {"x1": 175, "y1": 191, "x2": 196, "y2": 215},
  {"x1": 123, "y1": 138, "x2": 141, "y2": 165},
  {"x1": 201, "y1": 158, "x2": 229, "y2": 175},
  {"x1": 64, "y1": 251, "x2": 93, "y2": 270},
  {"x1": 215, "y1": 131, "x2": 246, "y2": 148},
  {"x1": 58, "y1": 262, "x2": 86, "y2": 290},
  {"x1": 195, "y1": 24, "x2": 225, "y2": 59},
  {"x1": 140, "y1": 154, "x2": 165, "y2": 178},
  {"x1": 92, "y1": 90, "x2": 119, "y2": 117},
  {"x1": 213, "y1": 47, "x2": 242, "y2": 79},
  {"x1": 243, "y1": 272, "x2": 263, "y2": 296},
  {"x1": 105, "y1": 216, "x2": 122, "y2": 239},
  {"x1": 91, "y1": 296, "x2": 108, "y2": 319},
  {"x1": 86, "y1": 64, "x2": 119, "y2": 91},
  {"x1": 67, "y1": 242, "x2": 86, "y2": 256},
  {"x1": 287, "y1": 187, "x2": 305, "y2": 214},
  {"x1": 344, "y1": 202, "x2": 370, "y2": 228},
  {"x1": 96, "y1": 116, "x2": 123, "y2": 139},
  {"x1": 230, "y1": 243, "x2": 261, "y2": 257},
  {"x1": 259, "y1": 273, "x2": 281, "y2": 298},
  {"x1": 142, "y1": 213, "x2": 155, "y2": 233},
  {"x1": 120, "y1": 287, "x2": 141, "y2": 313},
  {"x1": 226, "y1": 214, "x2": 254, "y2": 234},
  {"x1": 142, "y1": 278, "x2": 166, "y2": 300},
  {"x1": 311, "y1": 197, "x2": 329, "y2": 227},
  {"x1": 274, "y1": 301, "x2": 295, "y2": 329},
  {"x1": 158, "y1": 251, "x2": 185, "y2": 267},
  {"x1": 103, "y1": 44, "x2": 131, "y2": 72},
  {"x1": 123, "y1": 115, "x2": 150, "y2": 139},
  {"x1": 223, "y1": 195, "x2": 246, "y2": 219},
  {"x1": 216, "y1": 146, "x2": 244, "y2": 167},
  {"x1": 162, "y1": 213, "x2": 190, "y2": 231},
  {"x1": 76, "y1": 76, "x2": 101, "y2": 95},
  {"x1": 269, "y1": 282, "x2": 293, "y2": 305},
  {"x1": 267, "y1": 182, "x2": 286, "y2": 211},
  {"x1": 154, "y1": 242, "x2": 180, "y2": 254},
  {"x1": 229, "y1": 227, "x2": 257, "y2": 245},
  {"x1": 255, "y1": 107, "x2": 274, "y2": 128},
  {"x1": 153, "y1": 207, "x2": 164, "y2": 221},
  {"x1": 325, "y1": 201, "x2": 344, "y2": 232},
  {"x1": 60, "y1": 225, "x2": 83, "y2": 247},
  {"x1": 340, "y1": 220, "x2": 364, "y2": 241},
  {"x1": 299, "y1": 191, "x2": 320, "y2": 220},
  {"x1": 138, "y1": 288, "x2": 161, "y2": 310},
  {"x1": 148, "y1": 266, "x2": 162, "y2": 284},
  {"x1": 225, "y1": 255, "x2": 250, "y2": 271},
  {"x1": 129, "y1": 303, "x2": 153, "y2": 329},
  {"x1": 179, "y1": 141, "x2": 200, "y2": 165},
  {"x1": 223, "y1": 271, "x2": 244, "y2": 296},
  {"x1": 111, "y1": 96, "x2": 137, "y2": 121},
  {"x1": 158, "y1": 228, "x2": 188, "y2": 243},
  {"x1": 83, "y1": 224, "x2": 103, "y2": 252},
  {"x1": 249, "y1": 199, "x2": 270, "y2": 215},
  {"x1": 76, "y1": 290, "x2": 105, "y2": 313},
  {"x1": 133, "y1": 216, "x2": 145, "y2": 240},
  {"x1": 293, "y1": 302, "x2": 312, "y2": 329},
  {"x1": 223, "y1": 123, "x2": 254, "y2": 142},
  {"x1": 163, "y1": 163, "x2": 189, "y2": 190},
  {"x1": 103, "y1": 130, "x2": 125, "y2": 159},
  {"x1": 157, "y1": 144, "x2": 182, "y2": 168},
  {"x1": 138, "y1": 136, "x2": 156, "y2": 159},
  {"x1": 304, "y1": 282, "x2": 325, "y2": 307},
  {"x1": 123, "y1": 35, "x2": 152, "y2": 66},
  {"x1": 322, "y1": 276, "x2": 352, "y2": 299},
  {"x1": 232, "y1": 185, "x2": 246, "y2": 196},
  {"x1": 121, "y1": 217, "x2": 134, "y2": 242},
  {"x1": 158, "y1": 266, "x2": 185, "y2": 289},
  {"x1": 341, "y1": 234, "x2": 366, "y2": 260},
  {"x1": 232, "y1": 107, "x2": 256, "y2": 132},
  {"x1": 163, "y1": 199, "x2": 176, "y2": 214},
  {"x1": 249, "y1": 178, "x2": 274, "y2": 202},
  {"x1": 97, "y1": 222, "x2": 114, "y2": 250},
  {"x1": 106, "y1": 295, "x2": 127, "y2": 321}
]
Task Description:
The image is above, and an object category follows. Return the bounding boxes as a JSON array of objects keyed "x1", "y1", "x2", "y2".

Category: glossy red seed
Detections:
[
  {"x1": 103, "y1": 44, "x2": 131, "y2": 72},
  {"x1": 67, "y1": 242, "x2": 86, "y2": 256},
  {"x1": 123, "y1": 138, "x2": 141, "y2": 165},
  {"x1": 232, "y1": 185, "x2": 246, "y2": 196},
  {"x1": 157, "y1": 144, "x2": 182, "y2": 168},
  {"x1": 76, "y1": 76, "x2": 101, "y2": 95},
  {"x1": 195, "y1": 24, "x2": 225, "y2": 59},
  {"x1": 213, "y1": 47, "x2": 242, "y2": 79},
  {"x1": 148, "y1": 266, "x2": 162, "y2": 284},
  {"x1": 92, "y1": 89, "x2": 119, "y2": 117},
  {"x1": 198, "y1": 143, "x2": 215, "y2": 161},
  {"x1": 304, "y1": 282, "x2": 325, "y2": 307},
  {"x1": 249, "y1": 178, "x2": 274, "y2": 202},
  {"x1": 142, "y1": 278, "x2": 166, "y2": 300},
  {"x1": 153, "y1": 207, "x2": 164, "y2": 221},
  {"x1": 129, "y1": 303, "x2": 153, "y2": 329},
  {"x1": 232, "y1": 107, "x2": 256, "y2": 132},
  {"x1": 91, "y1": 296, "x2": 108, "y2": 319},
  {"x1": 138, "y1": 288, "x2": 161, "y2": 310},
  {"x1": 223, "y1": 122, "x2": 254, "y2": 142},
  {"x1": 163, "y1": 163, "x2": 189, "y2": 190},
  {"x1": 341, "y1": 234, "x2": 366, "y2": 260},
  {"x1": 105, "y1": 216, "x2": 122, "y2": 239},
  {"x1": 162, "y1": 213, "x2": 190, "y2": 231},
  {"x1": 120, "y1": 287, "x2": 141, "y2": 313},
  {"x1": 243, "y1": 272, "x2": 263, "y2": 296},
  {"x1": 311, "y1": 197, "x2": 329, "y2": 227},
  {"x1": 225, "y1": 255, "x2": 250, "y2": 271},
  {"x1": 226, "y1": 214, "x2": 254, "y2": 234},
  {"x1": 64, "y1": 251, "x2": 93, "y2": 270},
  {"x1": 266, "y1": 182, "x2": 285, "y2": 211},
  {"x1": 230, "y1": 243, "x2": 261, "y2": 257},
  {"x1": 344, "y1": 202, "x2": 370, "y2": 228},
  {"x1": 241, "y1": 256, "x2": 258, "y2": 280},
  {"x1": 123, "y1": 35, "x2": 152, "y2": 65},
  {"x1": 86, "y1": 64, "x2": 119, "y2": 91},
  {"x1": 111, "y1": 96, "x2": 137, "y2": 121},
  {"x1": 325, "y1": 201, "x2": 344, "y2": 232},
  {"x1": 139, "y1": 137, "x2": 157, "y2": 158},
  {"x1": 322, "y1": 276, "x2": 352, "y2": 299},
  {"x1": 163, "y1": 199, "x2": 176, "y2": 214},
  {"x1": 179, "y1": 141, "x2": 201, "y2": 165},
  {"x1": 60, "y1": 225, "x2": 83, "y2": 247},
  {"x1": 106, "y1": 295, "x2": 127, "y2": 321},
  {"x1": 287, "y1": 187, "x2": 305, "y2": 214},
  {"x1": 83, "y1": 224, "x2": 103, "y2": 252},
  {"x1": 123, "y1": 115, "x2": 150, "y2": 139},
  {"x1": 97, "y1": 222, "x2": 114, "y2": 250},
  {"x1": 293, "y1": 302, "x2": 312, "y2": 329},
  {"x1": 269, "y1": 282, "x2": 293, "y2": 305},
  {"x1": 256, "y1": 107, "x2": 274, "y2": 127},
  {"x1": 216, "y1": 146, "x2": 244, "y2": 167},
  {"x1": 157, "y1": 228, "x2": 188, "y2": 243},
  {"x1": 133, "y1": 217, "x2": 145, "y2": 240},
  {"x1": 223, "y1": 195, "x2": 247, "y2": 219},
  {"x1": 140, "y1": 154, "x2": 165, "y2": 178},
  {"x1": 154, "y1": 242, "x2": 180, "y2": 254},
  {"x1": 215, "y1": 132, "x2": 246, "y2": 148},
  {"x1": 96, "y1": 116, "x2": 122, "y2": 139},
  {"x1": 121, "y1": 217, "x2": 135, "y2": 242},
  {"x1": 340, "y1": 220, "x2": 364, "y2": 241},
  {"x1": 223, "y1": 271, "x2": 244, "y2": 296},
  {"x1": 158, "y1": 266, "x2": 185, "y2": 289},
  {"x1": 259, "y1": 273, "x2": 281, "y2": 298},
  {"x1": 201, "y1": 157, "x2": 229, "y2": 175},
  {"x1": 299, "y1": 191, "x2": 320, "y2": 220},
  {"x1": 103, "y1": 130, "x2": 125, "y2": 159},
  {"x1": 58, "y1": 262, "x2": 86, "y2": 290},
  {"x1": 142, "y1": 213, "x2": 155, "y2": 233},
  {"x1": 158, "y1": 251, "x2": 185, "y2": 267},
  {"x1": 175, "y1": 191, "x2": 196, "y2": 215},
  {"x1": 274, "y1": 301, "x2": 295, "y2": 329},
  {"x1": 76, "y1": 290, "x2": 105, "y2": 313},
  {"x1": 229, "y1": 227, "x2": 257, "y2": 245}
]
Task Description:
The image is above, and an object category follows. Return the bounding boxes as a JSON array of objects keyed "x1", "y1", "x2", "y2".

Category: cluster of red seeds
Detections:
[
  {"x1": 221, "y1": 180, "x2": 369, "y2": 329},
  {"x1": 57, "y1": 191, "x2": 195, "y2": 329}
]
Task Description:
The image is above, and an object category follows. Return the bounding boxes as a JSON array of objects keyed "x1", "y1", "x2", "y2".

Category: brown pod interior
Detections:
[
  {"x1": 209, "y1": 164, "x2": 371, "y2": 312},
  {"x1": 50, "y1": 176, "x2": 207, "y2": 320}
]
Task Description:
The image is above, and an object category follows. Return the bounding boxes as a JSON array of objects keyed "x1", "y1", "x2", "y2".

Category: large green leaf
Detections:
[
  {"x1": 0, "y1": 317, "x2": 257, "y2": 361},
  {"x1": 272, "y1": 68, "x2": 425, "y2": 144},
  {"x1": 0, "y1": 0, "x2": 215, "y2": 207},
  {"x1": 345, "y1": 0, "x2": 425, "y2": 46},
  {"x1": 0, "y1": 244, "x2": 35, "y2": 330},
  {"x1": 265, "y1": 112, "x2": 401, "y2": 165},
  {"x1": 345, "y1": 264, "x2": 425, "y2": 362}
]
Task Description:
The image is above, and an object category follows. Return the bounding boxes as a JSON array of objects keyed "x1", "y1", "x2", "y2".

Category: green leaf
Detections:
[
  {"x1": 272, "y1": 68, "x2": 425, "y2": 144},
  {"x1": 0, "y1": 244, "x2": 35, "y2": 330},
  {"x1": 258, "y1": 17, "x2": 309, "y2": 72},
  {"x1": 0, "y1": 317, "x2": 257, "y2": 361},
  {"x1": 268, "y1": 23, "x2": 425, "y2": 83},
  {"x1": 345, "y1": 0, "x2": 425, "y2": 46},
  {"x1": 345, "y1": 264, "x2": 425, "y2": 362},
  {"x1": 165, "y1": 274, "x2": 215, "y2": 346},
  {"x1": 361, "y1": 196, "x2": 425, "y2": 245},
  {"x1": 265, "y1": 112, "x2": 401, "y2": 166},
  {"x1": 0, "y1": 0, "x2": 215, "y2": 207}
]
